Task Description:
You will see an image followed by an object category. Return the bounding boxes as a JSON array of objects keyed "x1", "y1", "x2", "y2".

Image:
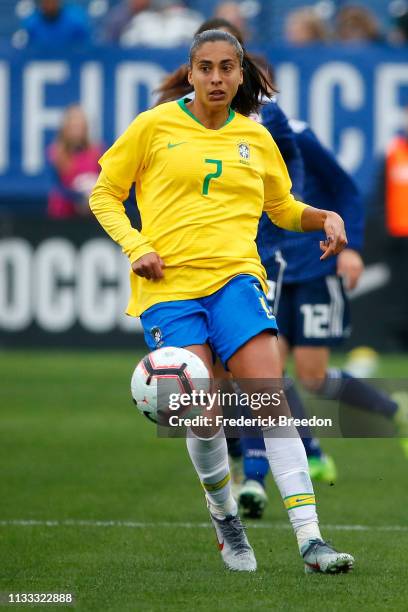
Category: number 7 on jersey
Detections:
[{"x1": 202, "y1": 159, "x2": 223, "y2": 196}]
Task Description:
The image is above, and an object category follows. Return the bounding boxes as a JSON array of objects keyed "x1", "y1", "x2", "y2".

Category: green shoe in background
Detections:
[{"x1": 308, "y1": 455, "x2": 337, "y2": 483}]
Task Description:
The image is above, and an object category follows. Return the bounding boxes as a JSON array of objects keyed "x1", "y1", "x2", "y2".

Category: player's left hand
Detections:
[
  {"x1": 320, "y1": 212, "x2": 348, "y2": 260},
  {"x1": 336, "y1": 249, "x2": 364, "y2": 290}
]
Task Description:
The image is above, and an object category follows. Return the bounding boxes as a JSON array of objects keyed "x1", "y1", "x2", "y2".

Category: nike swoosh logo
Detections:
[
  {"x1": 306, "y1": 561, "x2": 320, "y2": 570},
  {"x1": 168, "y1": 141, "x2": 187, "y2": 149},
  {"x1": 296, "y1": 497, "x2": 315, "y2": 503},
  {"x1": 347, "y1": 263, "x2": 391, "y2": 299}
]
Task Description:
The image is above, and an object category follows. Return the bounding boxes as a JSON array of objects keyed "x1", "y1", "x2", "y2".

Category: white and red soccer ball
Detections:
[{"x1": 131, "y1": 346, "x2": 211, "y2": 423}]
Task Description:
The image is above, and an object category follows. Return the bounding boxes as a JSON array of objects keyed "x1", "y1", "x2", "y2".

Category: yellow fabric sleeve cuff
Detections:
[
  {"x1": 264, "y1": 196, "x2": 308, "y2": 232},
  {"x1": 128, "y1": 243, "x2": 157, "y2": 265},
  {"x1": 89, "y1": 170, "x2": 155, "y2": 263}
]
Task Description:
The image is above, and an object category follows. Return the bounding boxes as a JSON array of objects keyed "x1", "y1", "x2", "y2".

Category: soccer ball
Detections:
[{"x1": 131, "y1": 346, "x2": 211, "y2": 423}]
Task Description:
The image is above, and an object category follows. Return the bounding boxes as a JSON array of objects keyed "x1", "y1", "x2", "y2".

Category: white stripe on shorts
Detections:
[{"x1": 325, "y1": 276, "x2": 344, "y2": 337}]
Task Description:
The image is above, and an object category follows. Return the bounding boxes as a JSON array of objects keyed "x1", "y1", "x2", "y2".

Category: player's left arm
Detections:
[
  {"x1": 264, "y1": 195, "x2": 348, "y2": 260},
  {"x1": 301, "y1": 206, "x2": 348, "y2": 260},
  {"x1": 261, "y1": 102, "x2": 305, "y2": 198},
  {"x1": 263, "y1": 136, "x2": 347, "y2": 259},
  {"x1": 297, "y1": 128, "x2": 364, "y2": 286}
]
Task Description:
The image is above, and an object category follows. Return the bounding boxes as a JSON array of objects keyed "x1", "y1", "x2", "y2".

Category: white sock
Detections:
[
  {"x1": 263, "y1": 424, "x2": 322, "y2": 551},
  {"x1": 186, "y1": 428, "x2": 237, "y2": 520},
  {"x1": 296, "y1": 523, "x2": 323, "y2": 550}
]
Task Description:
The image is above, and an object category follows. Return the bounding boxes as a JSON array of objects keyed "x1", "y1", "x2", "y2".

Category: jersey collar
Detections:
[{"x1": 177, "y1": 98, "x2": 235, "y2": 129}]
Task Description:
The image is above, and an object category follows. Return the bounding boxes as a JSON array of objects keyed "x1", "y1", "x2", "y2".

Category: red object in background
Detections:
[{"x1": 386, "y1": 136, "x2": 408, "y2": 237}]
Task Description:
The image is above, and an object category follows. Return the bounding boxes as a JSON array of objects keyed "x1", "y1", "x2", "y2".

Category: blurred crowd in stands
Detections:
[
  {"x1": 4, "y1": 0, "x2": 408, "y2": 48},
  {"x1": 47, "y1": 105, "x2": 102, "y2": 218},
  {"x1": 0, "y1": 0, "x2": 405, "y2": 348},
  {"x1": 2, "y1": 0, "x2": 408, "y2": 224}
]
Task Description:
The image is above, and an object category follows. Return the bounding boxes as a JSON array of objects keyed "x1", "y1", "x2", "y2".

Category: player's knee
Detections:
[{"x1": 295, "y1": 361, "x2": 327, "y2": 392}]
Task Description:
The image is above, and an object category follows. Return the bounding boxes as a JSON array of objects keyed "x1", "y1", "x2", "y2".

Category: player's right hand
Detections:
[{"x1": 132, "y1": 252, "x2": 165, "y2": 280}]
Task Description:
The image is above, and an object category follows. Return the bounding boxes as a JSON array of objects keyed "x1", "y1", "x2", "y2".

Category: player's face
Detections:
[{"x1": 188, "y1": 41, "x2": 243, "y2": 110}]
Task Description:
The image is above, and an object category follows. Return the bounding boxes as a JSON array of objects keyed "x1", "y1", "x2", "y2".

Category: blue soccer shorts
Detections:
[
  {"x1": 266, "y1": 274, "x2": 350, "y2": 347},
  {"x1": 140, "y1": 274, "x2": 278, "y2": 367}
]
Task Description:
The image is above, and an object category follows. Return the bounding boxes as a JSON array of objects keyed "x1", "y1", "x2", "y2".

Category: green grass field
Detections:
[{"x1": 1, "y1": 351, "x2": 408, "y2": 611}]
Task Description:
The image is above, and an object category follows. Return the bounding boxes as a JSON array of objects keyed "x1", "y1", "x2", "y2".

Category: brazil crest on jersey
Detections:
[{"x1": 91, "y1": 100, "x2": 307, "y2": 316}]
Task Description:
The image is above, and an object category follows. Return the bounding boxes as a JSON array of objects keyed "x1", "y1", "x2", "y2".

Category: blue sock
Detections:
[
  {"x1": 226, "y1": 436, "x2": 242, "y2": 459},
  {"x1": 285, "y1": 380, "x2": 322, "y2": 459},
  {"x1": 241, "y1": 436, "x2": 269, "y2": 486},
  {"x1": 239, "y1": 378, "x2": 324, "y2": 480},
  {"x1": 317, "y1": 368, "x2": 398, "y2": 418}
]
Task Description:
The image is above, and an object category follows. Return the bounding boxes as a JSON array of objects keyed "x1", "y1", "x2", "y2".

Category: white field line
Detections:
[{"x1": 0, "y1": 519, "x2": 408, "y2": 532}]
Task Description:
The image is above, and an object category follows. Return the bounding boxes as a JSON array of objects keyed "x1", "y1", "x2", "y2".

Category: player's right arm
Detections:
[{"x1": 89, "y1": 112, "x2": 164, "y2": 279}]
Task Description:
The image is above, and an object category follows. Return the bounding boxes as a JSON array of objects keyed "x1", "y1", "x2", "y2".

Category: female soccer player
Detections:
[
  {"x1": 240, "y1": 119, "x2": 408, "y2": 517},
  {"x1": 90, "y1": 30, "x2": 354, "y2": 574}
]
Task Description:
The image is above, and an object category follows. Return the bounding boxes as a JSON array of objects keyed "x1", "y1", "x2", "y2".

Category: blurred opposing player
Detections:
[{"x1": 239, "y1": 119, "x2": 408, "y2": 518}]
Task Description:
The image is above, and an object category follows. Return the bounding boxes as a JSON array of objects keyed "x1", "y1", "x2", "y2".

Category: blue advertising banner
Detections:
[{"x1": 0, "y1": 44, "x2": 407, "y2": 207}]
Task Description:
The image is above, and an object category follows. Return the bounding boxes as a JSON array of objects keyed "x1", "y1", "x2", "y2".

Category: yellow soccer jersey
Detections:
[{"x1": 90, "y1": 100, "x2": 308, "y2": 317}]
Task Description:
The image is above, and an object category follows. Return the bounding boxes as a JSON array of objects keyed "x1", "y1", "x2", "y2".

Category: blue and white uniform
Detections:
[{"x1": 257, "y1": 110, "x2": 364, "y2": 346}]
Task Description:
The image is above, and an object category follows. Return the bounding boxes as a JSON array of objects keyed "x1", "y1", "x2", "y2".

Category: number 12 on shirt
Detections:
[{"x1": 202, "y1": 159, "x2": 223, "y2": 195}]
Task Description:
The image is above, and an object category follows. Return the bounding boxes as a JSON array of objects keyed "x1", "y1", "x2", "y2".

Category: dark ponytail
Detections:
[
  {"x1": 231, "y1": 52, "x2": 275, "y2": 116},
  {"x1": 155, "y1": 64, "x2": 192, "y2": 106}
]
